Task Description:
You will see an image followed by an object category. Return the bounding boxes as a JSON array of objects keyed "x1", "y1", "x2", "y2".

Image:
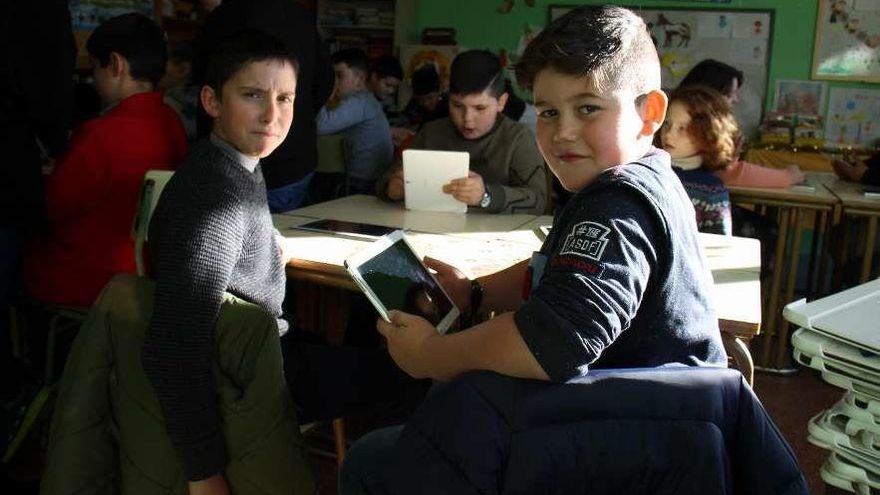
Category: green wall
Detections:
[{"x1": 412, "y1": 0, "x2": 878, "y2": 111}]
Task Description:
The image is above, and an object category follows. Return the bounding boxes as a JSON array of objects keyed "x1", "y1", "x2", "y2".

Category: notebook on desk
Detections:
[{"x1": 402, "y1": 149, "x2": 469, "y2": 213}]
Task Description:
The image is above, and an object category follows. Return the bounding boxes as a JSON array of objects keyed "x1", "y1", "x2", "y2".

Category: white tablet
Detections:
[
  {"x1": 344, "y1": 230, "x2": 459, "y2": 334},
  {"x1": 402, "y1": 149, "x2": 469, "y2": 213}
]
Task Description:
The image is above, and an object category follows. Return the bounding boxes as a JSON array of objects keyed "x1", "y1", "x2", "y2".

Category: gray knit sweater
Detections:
[{"x1": 142, "y1": 137, "x2": 286, "y2": 480}]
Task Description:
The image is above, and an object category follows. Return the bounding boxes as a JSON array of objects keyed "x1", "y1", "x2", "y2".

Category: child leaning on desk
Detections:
[{"x1": 341, "y1": 6, "x2": 728, "y2": 492}]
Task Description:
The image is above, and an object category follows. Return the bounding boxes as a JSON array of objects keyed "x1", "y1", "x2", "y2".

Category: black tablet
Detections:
[
  {"x1": 344, "y1": 230, "x2": 459, "y2": 333},
  {"x1": 294, "y1": 219, "x2": 396, "y2": 239}
]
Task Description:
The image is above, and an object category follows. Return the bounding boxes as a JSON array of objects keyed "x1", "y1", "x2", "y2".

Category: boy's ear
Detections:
[
  {"x1": 639, "y1": 90, "x2": 668, "y2": 137},
  {"x1": 109, "y1": 52, "x2": 128, "y2": 78},
  {"x1": 200, "y1": 85, "x2": 222, "y2": 118},
  {"x1": 496, "y1": 92, "x2": 509, "y2": 112}
]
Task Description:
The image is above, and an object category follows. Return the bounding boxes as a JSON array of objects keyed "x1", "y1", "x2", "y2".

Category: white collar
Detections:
[
  {"x1": 210, "y1": 133, "x2": 259, "y2": 173},
  {"x1": 671, "y1": 154, "x2": 703, "y2": 171}
]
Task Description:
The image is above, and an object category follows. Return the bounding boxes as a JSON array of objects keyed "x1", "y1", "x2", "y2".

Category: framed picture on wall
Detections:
[
  {"x1": 773, "y1": 80, "x2": 827, "y2": 116},
  {"x1": 812, "y1": 0, "x2": 880, "y2": 82}
]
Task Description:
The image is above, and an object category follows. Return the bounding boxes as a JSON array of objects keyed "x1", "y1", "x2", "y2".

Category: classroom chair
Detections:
[
  {"x1": 131, "y1": 169, "x2": 174, "y2": 277},
  {"x1": 311, "y1": 134, "x2": 349, "y2": 203},
  {"x1": 370, "y1": 368, "x2": 808, "y2": 494}
]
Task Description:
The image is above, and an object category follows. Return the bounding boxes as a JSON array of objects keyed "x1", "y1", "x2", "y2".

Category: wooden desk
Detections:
[
  {"x1": 276, "y1": 199, "x2": 762, "y2": 383},
  {"x1": 284, "y1": 195, "x2": 538, "y2": 239},
  {"x1": 823, "y1": 179, "x2": 880, "y2": 283},
  {"x1": 745, "y1": 149, "x2": 833, "y2": 172},
  {"x1": 728, "y1": 172, "x2": 839, "y2": 371}
]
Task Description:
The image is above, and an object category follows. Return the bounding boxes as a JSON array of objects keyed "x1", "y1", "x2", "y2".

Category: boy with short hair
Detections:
[
  {"x1": 144, "y1": 30, "x2": 409, "y2": 495},
  {"x1": 378, "y1": 49, "x2": 547, "y2": 215},
  {"x1": 143, "y1": 29, "x2": 298, "y2": 494},
  {"x1": 317, "y1": 48, "x2": 393, "y2": 195},
  {"x1": 24, "y1": 13, "x2": 186, "y2": 307},
  {"x1": 368, "y1": 55, "x2": 404, "y2": 110},
  {"x1": 341, "y1": 6, "x2": 727, "y2": 492}
]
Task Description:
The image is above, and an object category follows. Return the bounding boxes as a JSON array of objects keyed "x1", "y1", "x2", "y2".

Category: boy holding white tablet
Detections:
[
  {"x1": 342, "y1": 7, "x2": 727, "y2": 493},
  {"x1": 377, "y1": 50, "x2": 547, "y2": 215}
]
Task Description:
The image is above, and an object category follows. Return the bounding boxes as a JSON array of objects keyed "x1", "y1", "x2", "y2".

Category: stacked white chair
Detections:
[{"x1": 785, "y1": 279, "x2": 880, "y2": 493}]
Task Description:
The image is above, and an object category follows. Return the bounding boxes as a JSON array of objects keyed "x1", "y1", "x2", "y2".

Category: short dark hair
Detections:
[
  {"x1": 411, "y1": 64, "x2": 441, "y2": 96},
  {"x1": 515, "y1": 5, "x2": 660, "y2": 95},
  {"x1": 678, "y1": 59, "x2": 744, "y2": 96},
  {"x1": 371, "y1": 55, "x2": 403, "y2": 80},
  {"x1": 86, "y1": 13, "x2": 167, "y2": 85},
  {"x1": 205, "y1": 29, "x2": 298, "y2": 98},
  {"x1": 331, "y1": 48, "x2": 370, "y2": 75},
  {"x1": 449, "y1": 50, "x2": 506, "y2": 98}
]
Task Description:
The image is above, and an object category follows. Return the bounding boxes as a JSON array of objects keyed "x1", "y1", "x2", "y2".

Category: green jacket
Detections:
[{"x1": 41, "y1": 274, "x2": 316, "y2": 494}]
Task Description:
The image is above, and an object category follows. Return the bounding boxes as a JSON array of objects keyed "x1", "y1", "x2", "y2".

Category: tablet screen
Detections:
[{"x1": 356, "y1": 238, "x2": 455, "y2": 328}]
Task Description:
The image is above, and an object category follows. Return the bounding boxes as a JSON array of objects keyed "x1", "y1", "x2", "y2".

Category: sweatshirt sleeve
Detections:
[
  {"x1": 484, "y1": 126, "x2": 547, "y2": 214},
  {"x1": 514, "y1": 186, "x2": 659, "y2": 381},
  {"x1": 316, "y1": 94, "x2": 368, "y2": 135},
  {"x1": 715, "y1": 160, "x2": 799, "y2": 188}
]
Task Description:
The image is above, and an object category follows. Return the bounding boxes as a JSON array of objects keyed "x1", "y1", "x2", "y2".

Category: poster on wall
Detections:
[
  {"x1": 824, "y1": 87, "x2": 880, "y2": 147},
  {"x1": 549, "y1": 7, "x2": 772, "y2": 136},
  {"x1": 812, "y1": 0, "x2": 880, "y2": 82},
  {"x1": 70, "y1": 0, "x2": 154, "y2": 30},
  {"x1": 774, "y1": 80, "x2": 827, "y2": 116}
]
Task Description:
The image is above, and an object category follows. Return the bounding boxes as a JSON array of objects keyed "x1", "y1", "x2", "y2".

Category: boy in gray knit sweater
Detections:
[
  {"x1": 144, "y1": 30, "x2": 416, "y2": 495},
  {"x1": 143, "y1": 30, "x2": 299, "y2": 495}
]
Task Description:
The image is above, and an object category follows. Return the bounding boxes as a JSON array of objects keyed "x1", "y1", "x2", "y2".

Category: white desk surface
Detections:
[
  {"x1": 274, "y1": 206, "x2": 762, "y2": 335},
  {"x1": 282, "y1": 195, "x2": 538, "y2": 238},
  {"x1": 274, "y1": 214, "x2": 534, "y2": 280}
]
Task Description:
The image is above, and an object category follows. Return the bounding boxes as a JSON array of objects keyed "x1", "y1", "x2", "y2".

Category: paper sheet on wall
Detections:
[
  {"x1": 697, "y1": 14, "x2": 733, "y2": 39},
  {"x1": 855, "y1": 0, "x2": 880, "y2": 12},
  {"x1": 732, "y1": 13, "x2": 770, "y2": 40},
  {"x1": 730, "y1": 40, "x2": 766, "y2": 66},
  {"x1": 824, "y1": 87, "x2": 880, "y2": 147}
]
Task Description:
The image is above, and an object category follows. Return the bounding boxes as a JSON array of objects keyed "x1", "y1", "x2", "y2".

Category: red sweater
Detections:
[{"x1": 25, "y1": 92, "x2": 187, "y2": 306}]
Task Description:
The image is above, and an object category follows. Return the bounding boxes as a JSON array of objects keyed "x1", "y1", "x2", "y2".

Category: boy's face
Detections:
[
  {"x1": 448, "y1": 89, "x2": 508, "y2": 140},
  {"x1": 334, "y1": 62, "x2": 366, "y2": 99},
  {"x1": 370, "y1": 73, "x2": 400, "y2": 101},
  {"x1": 202, "y1": 59, "x2": 297, "y2": 159},
  {"x1": 660, "y1": 101, "x2": 699, "y2": 160},
  {"x1": 533, "y1": 68, "x2": 659, "y2": 192}
]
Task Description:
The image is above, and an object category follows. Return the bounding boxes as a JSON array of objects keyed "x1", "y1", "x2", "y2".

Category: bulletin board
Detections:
[
  {"x1": 548, "y1": 6, "x2": 773, "y2": 136},
  {"x1": 812, "y1": 0, "x2": 880, "y2": 82}
]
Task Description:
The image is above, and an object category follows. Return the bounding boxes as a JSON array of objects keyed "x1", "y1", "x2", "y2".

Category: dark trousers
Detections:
[{"x1": 280, "y1": 330, "x2": 427, "y2": 424}]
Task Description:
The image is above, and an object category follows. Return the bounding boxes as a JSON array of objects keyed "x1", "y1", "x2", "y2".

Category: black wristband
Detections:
[{"x1": 469, "y1": 279, "x2": 484, "y2": 318}]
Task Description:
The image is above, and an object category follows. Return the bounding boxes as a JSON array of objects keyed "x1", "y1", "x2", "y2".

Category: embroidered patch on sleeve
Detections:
[{"x1": 559, "y1": 221, "x2": 611, "y2": 261}]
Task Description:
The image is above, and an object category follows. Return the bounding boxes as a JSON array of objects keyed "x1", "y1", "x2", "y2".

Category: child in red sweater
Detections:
[{"x1": 24, "y1": 13, "x2": 186, "y2": 307}]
